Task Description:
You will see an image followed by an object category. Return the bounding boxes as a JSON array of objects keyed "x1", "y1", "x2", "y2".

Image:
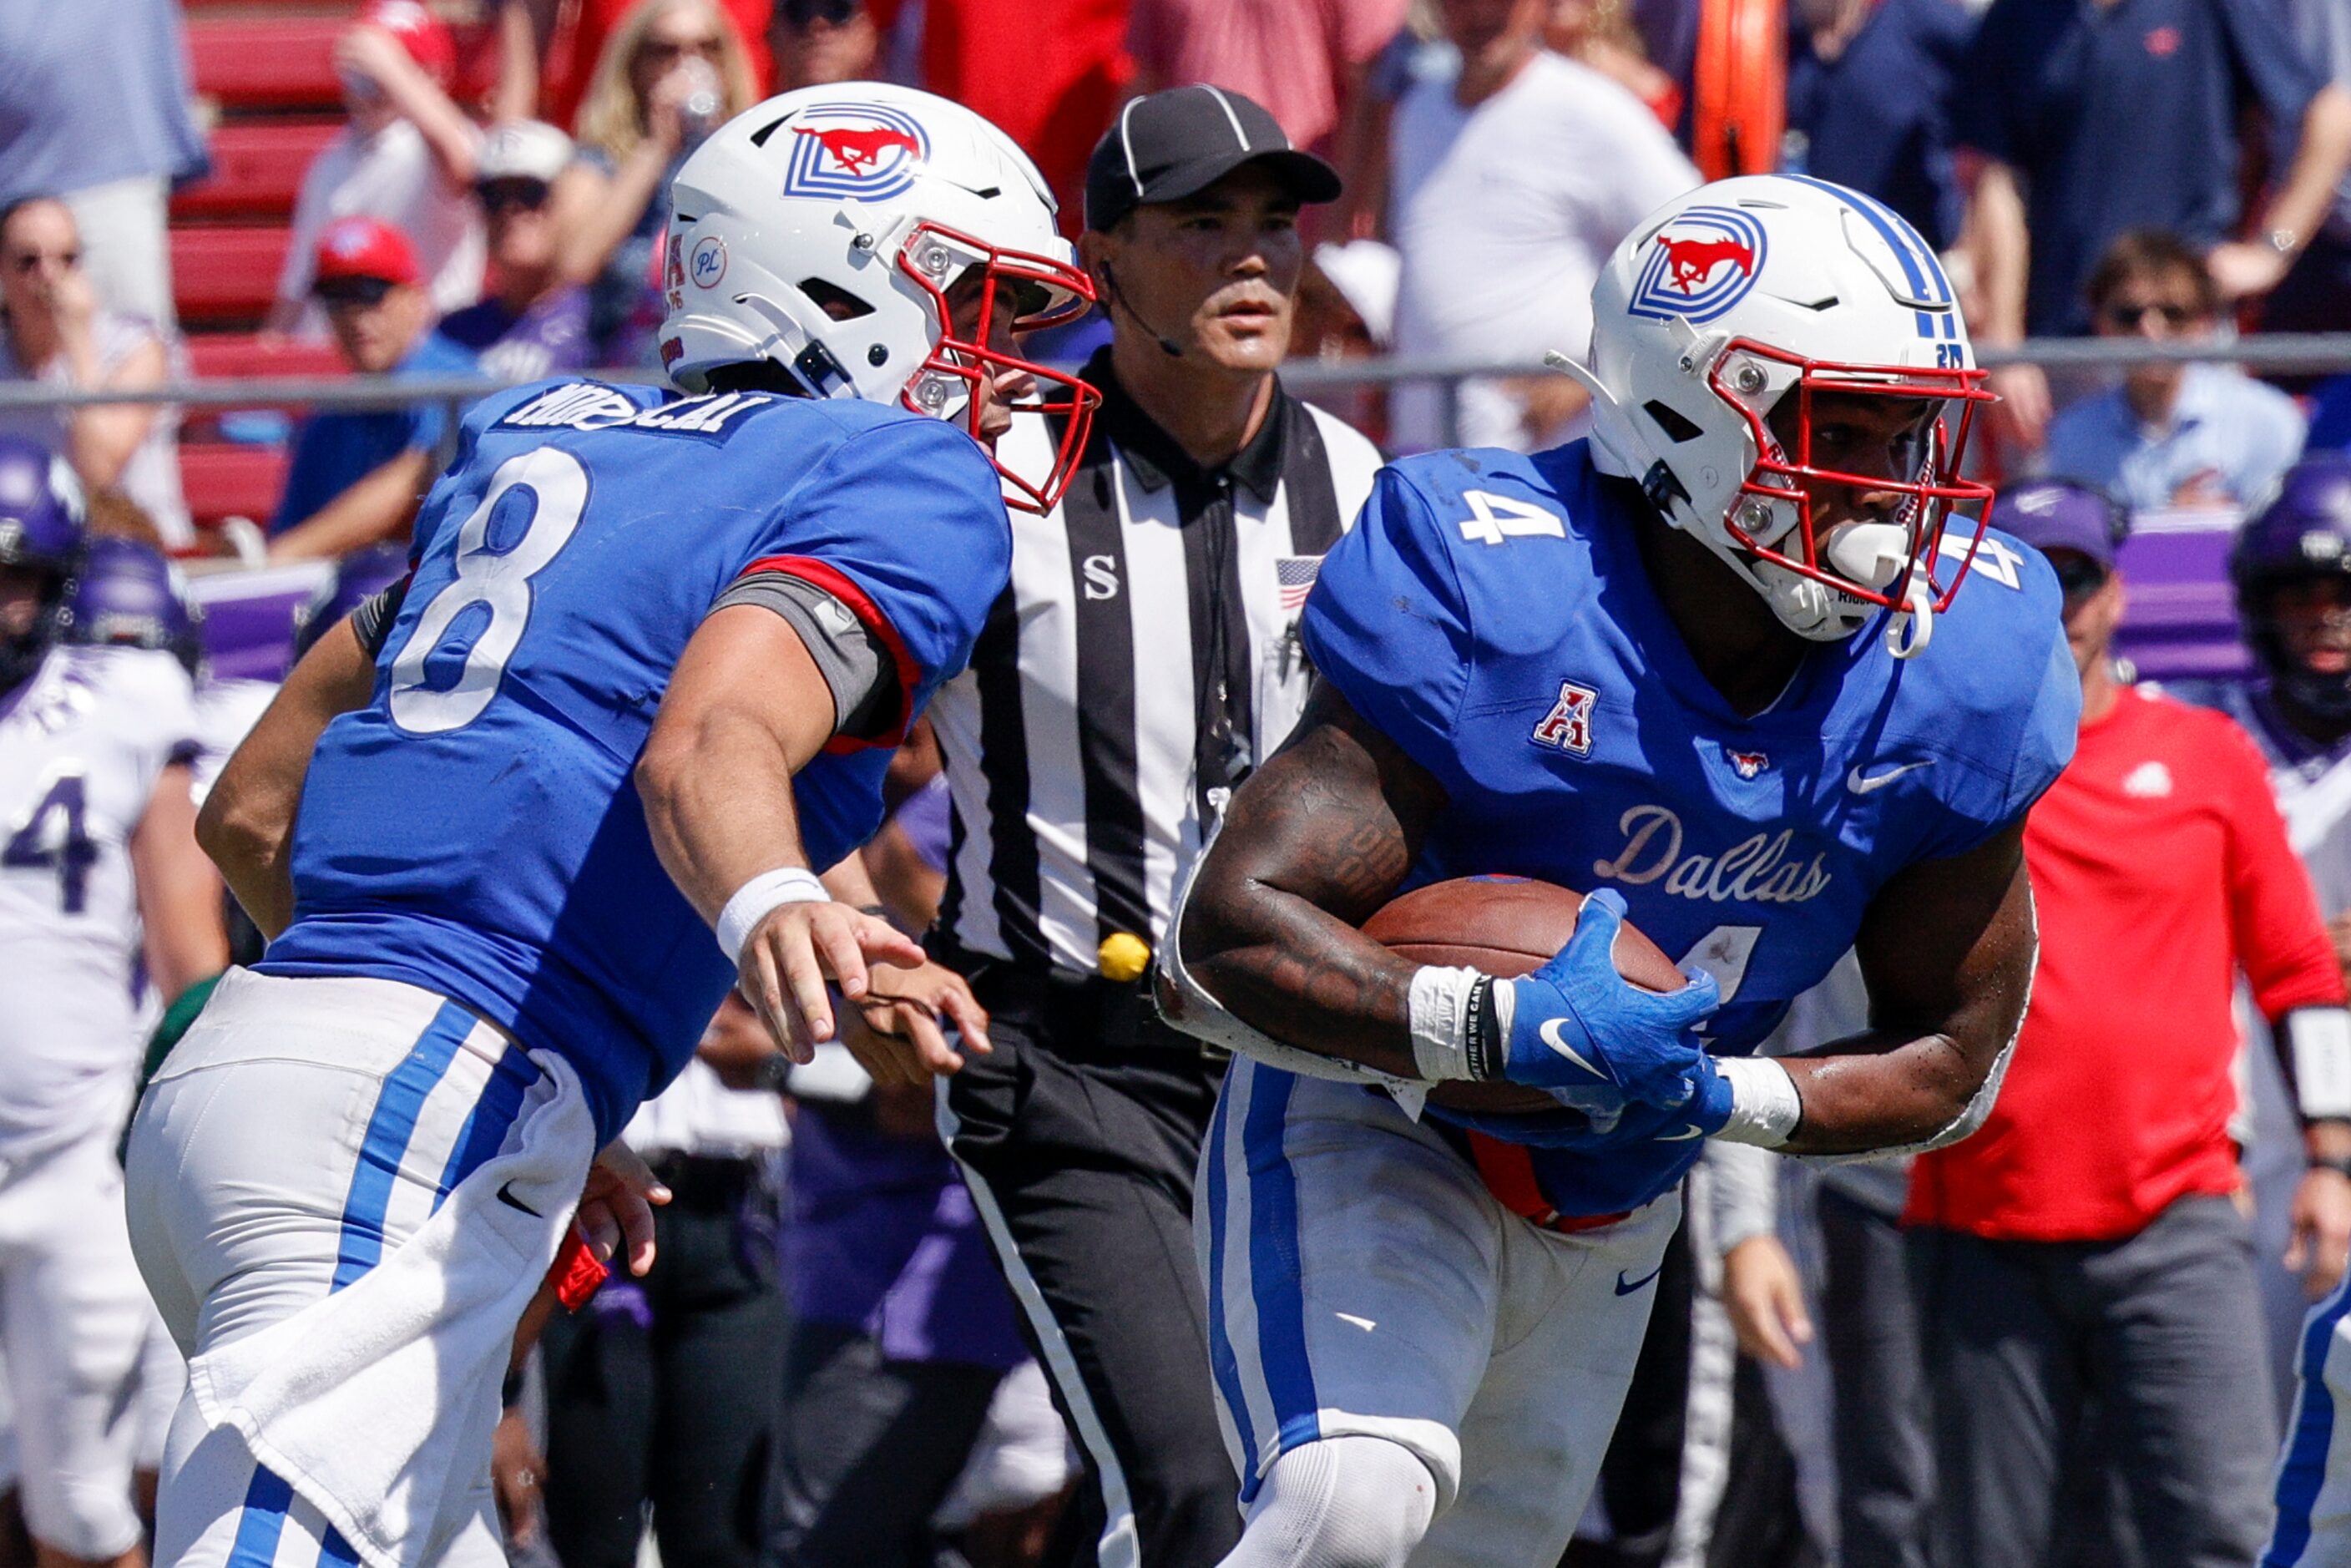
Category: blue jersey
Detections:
[
  {"x1": 260, "y1": 380, "x2": 1012, "y2": 1141},
  {"x1": 1301, "y1": 441, "x2": 2081, "y2": 1216}
]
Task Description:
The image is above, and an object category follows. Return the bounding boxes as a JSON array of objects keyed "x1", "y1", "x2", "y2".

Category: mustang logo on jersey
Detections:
[
  {"x1": 1591, "y1": 803, "x2": 1833, "y2": 905},
  {"x1": 1531, "y1": 680, "x2": 1597, "y2": 755},
  {"x1": 784, "y1": 104, "x2": 931, "y2": 200},
  {"x1": 1725, "y1": 748, "x2": 1770, "y2": 780},
  {"x1": 1629, "y1": 207, "x2": 1768, "y2": 325}
]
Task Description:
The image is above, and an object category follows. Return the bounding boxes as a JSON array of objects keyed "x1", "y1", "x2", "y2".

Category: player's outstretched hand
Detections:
[
  {"x1": 576, "y1": 1140, "x2": 671, "y2": 1279},
  {"x1": 842, "y1": 958, "x2": 993, "y2": 1087},
  {"x1": 739, "y1": 901, "x2": 928, "y2": 1063},
  {"x1": 1499, "y1": 891, "x2": 1719, "y2": 1110}
]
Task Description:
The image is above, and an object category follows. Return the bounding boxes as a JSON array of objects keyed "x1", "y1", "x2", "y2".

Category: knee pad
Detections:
[{"x1": 1227, "y1": 1436, "x2": 1438, "y2": 1568}]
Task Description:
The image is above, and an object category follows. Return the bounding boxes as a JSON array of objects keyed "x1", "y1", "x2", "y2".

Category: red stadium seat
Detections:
[
  {"x1": 171, "y1": 228, "x2": 292, "y2": 326},
  {"x1": 180, "y1": 444, "x2": 291, "y2": 529},
  {"x1": 188, "y1": 18, "x2": 345, "y2": 111},
  {"x1": 174, "y1": 122, "x2": 341, "y2": 222},
  {"x1": 185, "y1": 334, "x2": 349, "y2": 382}
]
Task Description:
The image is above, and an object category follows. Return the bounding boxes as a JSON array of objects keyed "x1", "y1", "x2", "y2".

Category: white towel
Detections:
[{"x1": 185, "y1": 1051, "x2": 593, "y2": 1568}]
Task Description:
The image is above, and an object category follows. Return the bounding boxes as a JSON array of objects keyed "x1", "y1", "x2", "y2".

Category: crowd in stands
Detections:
[
  {"x1": 13, "y1": 0, "x2": 2351, "y2": 1565},
  {"x1": 7, "y1": 0, "x2": 2351, "y2": 549}
]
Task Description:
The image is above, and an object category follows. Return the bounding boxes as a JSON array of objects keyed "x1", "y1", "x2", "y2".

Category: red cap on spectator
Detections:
[
  {"x1": 313, "y1": 216, "x2": 422, "y2": 288},
  {"x1": 361, "y1": 0, "x2": 458, "y2": 89}
]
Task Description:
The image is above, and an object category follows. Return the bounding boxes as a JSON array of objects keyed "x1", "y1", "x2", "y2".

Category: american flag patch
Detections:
[{"x1": 1277, "y1": 555, "x2": 1322, "y2": 610}]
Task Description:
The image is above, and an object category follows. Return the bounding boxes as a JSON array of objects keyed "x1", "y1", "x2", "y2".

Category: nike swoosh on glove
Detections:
[{"x1": 1496, "y1": 889, "x2": 1720, "y2": 1110}]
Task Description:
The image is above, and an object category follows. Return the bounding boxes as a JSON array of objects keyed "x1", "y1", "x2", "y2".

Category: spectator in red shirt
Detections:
[
  {"x1": 886, "y1": 0, "x2": 1131, "y2": 226},
  {"x1": 1905, "y1": 483, "x2": 2351, "y2": 1568},
  {"x1": 1124, "y1": 0, "x2": 1409, "y2": 158}
]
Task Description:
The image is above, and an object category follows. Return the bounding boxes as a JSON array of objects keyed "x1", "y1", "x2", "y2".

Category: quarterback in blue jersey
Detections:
[
  {"x1": 124, "y1": 85, "x2": 1098, "y2": 1568},
  {"x1": 1163, "y1": 175, "x2": 2081, "y2": 1567}
]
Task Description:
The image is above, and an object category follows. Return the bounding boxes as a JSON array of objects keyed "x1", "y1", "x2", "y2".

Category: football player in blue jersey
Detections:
[
  {"x1": 123, "y1": 84, "x2": 1098, "y2": 1568},
  {"x1": 1159, "y1": 175, "x2": 2083, "y2": 1568}
]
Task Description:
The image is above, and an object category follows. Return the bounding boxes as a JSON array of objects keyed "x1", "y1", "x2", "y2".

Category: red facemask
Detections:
[
  {"x1": 1710, "y1": 340, "x2": 1998, "y2": 616},
  {"x1": 896, "y1": 222, "x2": 1102, "y2": 514}
]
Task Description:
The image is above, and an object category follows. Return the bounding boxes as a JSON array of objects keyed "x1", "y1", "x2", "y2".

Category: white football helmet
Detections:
[
  {"x1": 1552, "y1": 175, "x2": 1996, "y2": 656},
  {"x1": 660, "y1": 83, "x2": 1100, "y2": 512}
]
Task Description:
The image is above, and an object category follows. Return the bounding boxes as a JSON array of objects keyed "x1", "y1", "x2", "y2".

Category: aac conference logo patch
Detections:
[
  {"x1": 783, "y1": 103, "x2": 931, "y2": 201},
  {"x1": 1628, "y1": 206, "x2": 1768, "y2": 325}
]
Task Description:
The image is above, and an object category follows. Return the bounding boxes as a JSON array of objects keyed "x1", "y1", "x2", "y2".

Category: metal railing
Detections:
[{"x1": 2, "y1": 331, "x2": 2347, "y2": 478}]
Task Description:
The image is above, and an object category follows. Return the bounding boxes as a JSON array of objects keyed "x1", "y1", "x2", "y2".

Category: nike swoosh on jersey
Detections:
[
  {"x1": 1659, "y1": 1124, "x2": 1706, "y2": 1141},
  {"x1": 1335, "y1": 1313, "x2": 1378, "y2": 1333},
  {"x1": 1846, "y1": 760, "x2": 1934, "y2": 794},
  {"x1": 496, "y1": 1181, "x2": 543, "y2": 1218},
  {"x1": 1615, "y1": 1264, "x2": 1665, "y2": 1296},
  {"x1": 1539, "y1": 1017, "x2": 1609, "y2": 1081}
]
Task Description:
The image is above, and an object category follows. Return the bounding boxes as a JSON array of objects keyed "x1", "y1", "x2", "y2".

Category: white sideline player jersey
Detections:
[
  {"x1": 190, "y1": 677, "x2": 279, "y2": 807},
  {"x1": 0, "y1": 645, "x2": 199, "y2": 1164}
]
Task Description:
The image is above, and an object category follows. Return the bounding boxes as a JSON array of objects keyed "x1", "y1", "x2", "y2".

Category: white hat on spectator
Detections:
[
  {"x1": 1312, "y1": 240, "x2": 1399, "y2": 349},
  {"x1": 478, "y1": 121, "x2": 574, "y2": 186}
]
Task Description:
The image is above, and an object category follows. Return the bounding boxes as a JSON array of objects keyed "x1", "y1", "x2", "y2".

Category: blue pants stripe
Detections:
[
  {"x1": 316, "y1": 1525, "x2": 360, "y2": 1568},
  {"x1": 225, "y1": 1466, "x2": 294, "y2": 1568},
  {"x1": 2271, "y1": 1269, "x2": 2351, "y2": 1563},
  {"x1": 432, "y1": 1051, "x2": 540, "y2": 1213},
  {"x1": 1242, "y1": 1069, "x2": 1321, "y2": 1468},
  {"x1": 1202, "y1": 1079, "x2": 1259, "y2": 1490},
  {"x1": 331, "y1": 1001, "x2": 475, "y2": 1291}
]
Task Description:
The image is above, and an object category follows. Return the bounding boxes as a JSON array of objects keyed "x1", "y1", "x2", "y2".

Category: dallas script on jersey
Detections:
[{"x1": 1590, "y1": 803, "x2": 1833, "y2": 905}]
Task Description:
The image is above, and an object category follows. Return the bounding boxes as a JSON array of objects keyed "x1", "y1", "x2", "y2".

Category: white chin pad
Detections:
[{"x1": 1821, "y1": 520, "x2": 1915, "y2": 592}]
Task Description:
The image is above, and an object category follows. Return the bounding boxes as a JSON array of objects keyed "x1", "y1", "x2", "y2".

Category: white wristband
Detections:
[
  {"x1": 1713, "y1": 1056, "x2": 1802, "y2": 1147},
  {"x1": 1408, "y1": 964, "x2": 1482, "y2": 1082},
  {"x1": 2288, "y1": 1007, "x2": 2351, "y2": 1120},
  {"x1": 715, "y1": 867, "x2": 830, "y2": 967}
]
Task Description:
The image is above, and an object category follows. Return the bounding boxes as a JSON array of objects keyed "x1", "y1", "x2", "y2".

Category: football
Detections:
[{"x1": 1362, "y1": 876, "x2": 1686, "y2": 1116}]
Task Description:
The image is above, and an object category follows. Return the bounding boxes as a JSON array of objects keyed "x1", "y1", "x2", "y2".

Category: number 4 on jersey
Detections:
[
  {"x1": 1457, "y1": 490, "x2": 1566, "y2": 546},
  {"x1": 3, "y1": 767, "x2": 95, "y2": 915}
]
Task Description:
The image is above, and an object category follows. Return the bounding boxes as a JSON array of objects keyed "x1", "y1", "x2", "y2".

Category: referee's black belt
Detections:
[{"x1": 935, "y1": 942, "x2": 1218, "y2": 1060}]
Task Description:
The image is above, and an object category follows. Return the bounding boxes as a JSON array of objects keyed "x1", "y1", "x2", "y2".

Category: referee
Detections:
[{"x1": 929, "y1": 87, "x2": 1383, "y2": 1568}]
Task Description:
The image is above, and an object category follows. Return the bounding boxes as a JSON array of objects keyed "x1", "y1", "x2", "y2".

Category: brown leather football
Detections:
[{"x1": 1361, "y1": 876, "x2": 1685, "y2": 1117}]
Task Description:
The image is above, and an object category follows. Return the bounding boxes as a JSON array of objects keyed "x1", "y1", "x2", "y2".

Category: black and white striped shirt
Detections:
[{"x1": 931, "y1": 353, "x2": 1384, "y2": 978}]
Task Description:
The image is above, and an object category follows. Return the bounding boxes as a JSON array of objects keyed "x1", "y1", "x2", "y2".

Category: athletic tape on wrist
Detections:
[
  {"x1": 715, "y1": 867, "x2": 830, "y2": 966},
  {"x1": 1408, "y1": 965, "x2": 1483, "y2": 1082},
  {"x1": 1713, "y1": 1055, "x2": 1802, "y2": 1147},
  {"x1": 2288, "y1": 1007, "x2": 2351, "y2": 1121}
]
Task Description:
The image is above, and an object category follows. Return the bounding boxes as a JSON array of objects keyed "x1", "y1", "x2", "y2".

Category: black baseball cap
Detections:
[{"x1": 1084, "y1": 84, "x2": 1342, "y2": 234}]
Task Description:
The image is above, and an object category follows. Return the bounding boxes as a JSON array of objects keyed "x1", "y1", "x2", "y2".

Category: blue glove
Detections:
[{"x1": 1496, "y1": 890, "x2": 1721, "y2": 1111}]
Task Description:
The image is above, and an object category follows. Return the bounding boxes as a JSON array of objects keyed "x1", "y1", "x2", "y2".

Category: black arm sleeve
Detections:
[
  {"x1": 707, "y1": 570, "x2": 900, "y2": 741},
  {"x1": 347, "y1": 578, "x2": 412, "y2": 659}
]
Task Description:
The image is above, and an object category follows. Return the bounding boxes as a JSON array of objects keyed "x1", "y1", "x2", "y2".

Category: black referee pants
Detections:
[{"x1": 939, "y1": 971, "x2": 1239, "y2": 1568}]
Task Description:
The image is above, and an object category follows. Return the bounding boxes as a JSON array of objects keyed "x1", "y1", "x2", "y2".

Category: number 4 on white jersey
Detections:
[{"x1": 1457, "y1": 490, "x2": 1566, "y2": 546}]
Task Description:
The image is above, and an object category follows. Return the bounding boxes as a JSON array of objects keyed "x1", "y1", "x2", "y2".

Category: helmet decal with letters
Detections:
[
  {"x1": 1629, "y1": 207, "x2": 1768, "y2": 326},
  {"x1": 782, "y1": 102, "x2": 932, "y2": 200}
]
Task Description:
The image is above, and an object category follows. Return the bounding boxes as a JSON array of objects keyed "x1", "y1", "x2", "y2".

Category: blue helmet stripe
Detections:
[{"x1": 1787, "y1": 175, "x2": 1956, "y2": 339}]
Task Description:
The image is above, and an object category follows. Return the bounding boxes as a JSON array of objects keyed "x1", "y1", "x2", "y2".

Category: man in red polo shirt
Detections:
[{"x1": 1906, "y1": 478, "x2": 2351, "y2": 1568}]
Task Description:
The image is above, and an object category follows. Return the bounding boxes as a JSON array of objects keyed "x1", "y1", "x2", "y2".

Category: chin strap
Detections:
[{"x1": 1884, "y1": 574, "x2": 1935, "y2": 660}]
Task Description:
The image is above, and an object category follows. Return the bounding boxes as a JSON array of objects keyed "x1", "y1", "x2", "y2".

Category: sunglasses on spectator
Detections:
[
  {"x1": 640, "y1": 36, "x2": 722, "y2": 64},
  {"x1": 477, "y1": 179, "x2": 553, "y2": 214},
  {"x1": 316, "y1": 276, "x2": 399, "y2": 308},
  {"x1": 2101, "y1": 301, "x2": 2200, "y2": 331},
  {"x1": 2052, "y1": 556, "x2": 2110, "y2": 600},
  {"x1": 8, "y1": 249, "x2": 79, "y2": 273}
]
